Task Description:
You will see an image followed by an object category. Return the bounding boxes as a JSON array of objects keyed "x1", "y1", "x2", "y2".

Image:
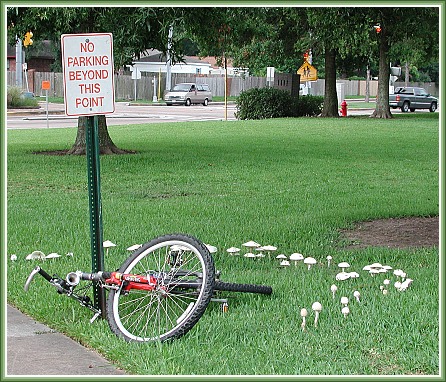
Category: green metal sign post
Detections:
[
  {"x1": 61, "y1": 32, "x2": 115, "y2": 318},
  {"x1": 85, "y1": 115, "x2": 106, "y2": 317}
]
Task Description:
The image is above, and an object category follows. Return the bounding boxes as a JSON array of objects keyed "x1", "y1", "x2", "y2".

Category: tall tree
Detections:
[
  {"x1": 368, "y1": 7, "x2": 439, "y2": 118},
  {"x1": 7, "y1": 7, "x2": 182, "y2": 154}
]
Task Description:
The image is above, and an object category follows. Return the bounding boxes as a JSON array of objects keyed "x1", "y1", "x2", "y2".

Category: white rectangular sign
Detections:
[{"x1": 61, "y1": 33, "x2": 115, "y2": 116}]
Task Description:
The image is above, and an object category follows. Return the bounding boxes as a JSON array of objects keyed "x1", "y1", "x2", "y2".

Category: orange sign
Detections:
[{"x1": 42, "y1": 80, "x2": 51, "y2": 90}]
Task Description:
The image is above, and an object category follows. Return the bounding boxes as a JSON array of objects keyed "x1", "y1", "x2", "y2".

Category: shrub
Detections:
[
  {"x1": 235, "y1": 87, "x2": 295, "y2": 120},
  {"x1": 7, "y1": 86, "x2": 39, "y2": 108},
  {"x1": 294, "y1": 95, "x2": 324, "y2": 117}
]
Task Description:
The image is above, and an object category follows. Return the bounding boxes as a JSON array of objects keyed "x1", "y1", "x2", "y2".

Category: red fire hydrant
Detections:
[{"x1": 340, "y1": 100, "x2": 348, "y2": 117}]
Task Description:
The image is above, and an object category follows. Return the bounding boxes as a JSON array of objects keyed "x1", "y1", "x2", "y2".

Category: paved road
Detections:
[{"x1": 7, "y1": 101, "x2": 238, "y2": 129}]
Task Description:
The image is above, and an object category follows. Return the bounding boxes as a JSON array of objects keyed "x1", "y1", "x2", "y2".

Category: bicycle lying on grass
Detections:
[{"x1": 25, "y1": 233, "x2": 272, "y2": 343}]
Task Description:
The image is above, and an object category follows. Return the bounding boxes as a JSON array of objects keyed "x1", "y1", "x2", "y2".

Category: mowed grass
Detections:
[{"x1": 6, "y1": 114, "x2": 440, "y2": 375}]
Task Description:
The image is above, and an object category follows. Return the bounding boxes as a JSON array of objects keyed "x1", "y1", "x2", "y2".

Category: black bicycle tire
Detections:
[
  {"x1": 214, "y1": 280, "x2": 272, "y2": 295},
  {"x1": 106, "y1": 233, "x2": 215, "y2": 342}
]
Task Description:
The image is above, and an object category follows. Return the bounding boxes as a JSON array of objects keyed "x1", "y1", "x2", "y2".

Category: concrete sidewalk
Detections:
[{"x1": 6, "y1": 304, "x2": 126, "y2": 376}]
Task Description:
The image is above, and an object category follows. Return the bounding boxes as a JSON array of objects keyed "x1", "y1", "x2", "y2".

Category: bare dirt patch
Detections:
[{"x1": 340, "y1": 216, "x2": 439, "y2": 250}]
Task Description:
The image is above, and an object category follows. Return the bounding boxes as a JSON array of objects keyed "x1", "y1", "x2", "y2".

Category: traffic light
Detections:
[{"x1": 23, "y1": 31, "x2": 33, "y2": 47}]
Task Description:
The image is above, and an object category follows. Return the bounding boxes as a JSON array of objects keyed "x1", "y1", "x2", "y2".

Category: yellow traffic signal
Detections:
[{"x1": 23, "y1": 31, "x2": 33, "y2": 47}]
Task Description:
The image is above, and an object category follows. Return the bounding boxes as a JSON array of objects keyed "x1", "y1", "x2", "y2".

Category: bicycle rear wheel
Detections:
[
  {"x1": 106, "y1": 233, "x2": 215, "y2": 342},
  {"x1": 214, "y1": 281, "x2": 272, "y2": 295}
]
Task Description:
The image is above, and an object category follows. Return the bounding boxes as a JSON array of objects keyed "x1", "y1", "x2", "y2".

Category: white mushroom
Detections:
[
  {"x1": 126, "y1": 244, "x2": 142, "y2": 251},
  {"x1": 304, "y1": 257, "x2": 317, "y2": 270},
  {"x1": 10, "y1": 254, "x2": 17, "y2": 261},
  {"x1": 45, "y1": 253, "x2": 61, "y2": 259},
  {"x1": 383, "y1": 279, "x2": 390, "y2": 286},
  {"x1": 335, "y1": 272, "x2": 350, "y2": 281},
  {"x1": 362, "y1": 265, "x2": 372, "y2": 271},
  {"x1": 338, "y1": 262, "x2": 350, "y2": 272},
  {"x1": 312, "y1": 302, "x2": 322, "y2": 327},
  {"x1": 330, "y1": 284, "x2": 338, "y2": 299},
  {"x1": 26, "y1": 250, "x2": 46, "y2": 260},
  {"x1": 341, "y1": 306, "x2": 350, "y2": 318},
  {"x1": 226, "y1": 247, "x2": 241, "y2": 256},
  {"x1": 369, "y1": 262, "x2": 383, "y2": 269},
  {"x1": 353, "y1": 290, "x2": 361, "y2": 303},
  {"x1": 242, "y1": 241, "x2": 261, "y2": 254},
  {"x1": 399, "y1": 278, "x2": 413, "y2": 291},
  {"x1": 348, "y1": 271, "x2": 360, "y2": 279},
  {"x1": 394, "y1": 281, "x2": 402, "y2": 289},
  {"x1": 382, "y1": 289, "x2": 388, "y2": 295},
  {"x1": 244, "y1": 252, "x2": 257, "y2": 259},
  {"x1": 255, "y1": 247, "x2": 265, "y2": 257},
  {"x1": 369, "y1": 268, "x2": 380, "y2": 277},
  {"x1": 289, "y1": 253, "x2": 304, "y2": 266},
  {"x1": 276, "y1": 254, "x2": 287, "y2": 261},
  {"x1": 393, "y1": 269, "x2": 404, "y2": 278},
  {"x1": 326, "y1": 255, "x2": 332, "y2": 267},
  {"x1": 66, "y1": 252, "x2": 74, "y2": 257},
  {"x1": 205, "y1": 244, "x2": 218, "y2": 254},
  {"x1": 300, "y1": 308, "x2": 308, "y2": 331},
  {"x1": 280, "y1": 260, "x2": 290, "y2": 267},
  {"x1": 103, "y1": 240, "x2": 117, "y2": 256},
  {"x1": 340, "y1": 296, "x2": 349, "y2": 306},
  {"x1": 261, "y1": 245, "x2": 277, "y2": 258}
]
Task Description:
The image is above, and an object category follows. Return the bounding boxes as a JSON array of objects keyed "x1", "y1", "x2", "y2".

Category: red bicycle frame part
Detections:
[{"x1": 104, "y1": 272, "x2": 158, "y2": 292}]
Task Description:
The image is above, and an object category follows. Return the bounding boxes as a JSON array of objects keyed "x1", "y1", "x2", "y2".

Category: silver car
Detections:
[{"x1": 164, "y1": 83, "x2": 212, "y2": 106}]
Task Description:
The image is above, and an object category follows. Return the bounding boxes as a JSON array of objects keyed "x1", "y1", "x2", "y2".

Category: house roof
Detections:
[{"x1": 135, "y1": 49, "x2": 228, "y2": 67}]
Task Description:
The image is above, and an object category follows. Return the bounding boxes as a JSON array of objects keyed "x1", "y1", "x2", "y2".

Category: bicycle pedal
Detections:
[{"x1": 90, "y1": 312, "x2": 101, "y2": 323}]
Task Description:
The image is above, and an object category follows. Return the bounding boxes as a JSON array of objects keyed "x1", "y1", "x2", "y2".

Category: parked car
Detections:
[
  {"x1": 389, "y1": 87, "x2": 437, "y2": 113},
  {"x1": 164, "y1": 83, "x2": 212, "y2": 106}
]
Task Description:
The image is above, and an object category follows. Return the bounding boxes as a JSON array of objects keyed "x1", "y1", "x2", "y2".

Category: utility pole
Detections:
[
  {"x1": 165, "y1": 25, "x2": 173, "y2": 92},
  {"x1": 15, "y1": 36, "x2": 23, "y2": 88}
]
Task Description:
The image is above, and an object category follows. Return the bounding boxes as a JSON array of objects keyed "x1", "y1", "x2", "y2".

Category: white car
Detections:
[{"x1": 164, "y1": 83, "x2": 212, "y2": 106}]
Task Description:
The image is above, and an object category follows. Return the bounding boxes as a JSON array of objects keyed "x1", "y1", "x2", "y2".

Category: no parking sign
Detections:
[{"x1": 61, "y1": 33, "x2": 115, "y2": 116}]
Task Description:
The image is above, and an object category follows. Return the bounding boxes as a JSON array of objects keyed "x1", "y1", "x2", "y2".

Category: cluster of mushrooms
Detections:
[{"x1": 10, "y1": 240, "x2": 126, "y2": 262}]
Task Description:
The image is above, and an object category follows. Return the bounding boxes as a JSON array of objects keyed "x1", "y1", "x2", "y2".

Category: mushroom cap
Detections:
[
  {"x1": 340, "y1": 296, "x2": 349, "y2": 305},
  {"x1": 276, "y1": 254, "x2": 287, "y2": 260},
  {"x1": 226, "y1": 247, "x2": 241, "y2": 253},
  {"x1": 26, "y1": 250, "x2": 46, "y2": 260},
  {"x1": 244, "y1": 252, "x2": 257, "y2": 258},
  {"x1": 103, "y1": 240, "x2": 116, "y2": 248},
  {"x1": 369, "y1": 262, "x2": 383, "y2": 268},
  {"x1": 341, "y1": 306, "x2": 350, "y2": 315},
  {"x1": 127, "y1": 244, "x2": 142, "y2": 251},
  {"x1": 312, "y1": 302, "x2": 322, "y2": 312},
  {"x1": 338, "y1": 262, "x2": 350, "y2": 268},
  {"x1": 10, "y1": 254, "x2": 17, "y2": 261},
  {"x1": 369, "y1": 268, "x2": 381, "y2": 275},
  {"x1": 330, "y1": 284, "x2": 338, "y2": 292},
  {"x1": 66, "y1": 252, "x2": 74, "y2": 257},
  {"x1": 394, "y1": 281, "x2": 402, "y2": 289},
  {"x1": 382, "y1": 265, "x2": 393, "y2": 270},
  {"x1": 362, "y1": 265, "x2": 372, "y2": 271},
  {"x1": 304, "y1": 257, "x2": 317, "y2": 264},
  {"x1": 393, "y1": 269, "x2": 404, "y2": 276},
  {"x1": 383, "y1": 279, "x2": 390, "y2": 285},
  {"x1": 205, "y1": 244, "x2": 218, "y2": 253},
  {"x1": 280, "y1": 260, "x2": 290, "y2": 266},
  {"x1": 242, "y1": 241, "x2": 261, "y2": 248},
  {"x1": 326, "y1": 255, "x2": 333, "y2": 260},
  {"x1": 336, "y1": 272, "x2": 350, "y2": 281},
  {"x1": 289, "y1": 253, "x2": 304, "y2": 261},
  {"x1": 45, "y1": 253, "x2": 61, "y2": 259},
  {"x1": 353, "y1": 290, "x2": 360, "y2": 298},
  {"x1": 262, "y1": 245, "x2": 277, "y2": 251},
  {"x1": 300, "y1": 308, "x2": 308, "y2": 317},
  {"x1": 348, "y1": 271, "x2": 360, "y2": 278}
]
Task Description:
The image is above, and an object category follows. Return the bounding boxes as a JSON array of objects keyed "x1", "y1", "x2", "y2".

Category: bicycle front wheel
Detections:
[{"x1": 106, "y1": 233, "x2": 215, "y2": 342}]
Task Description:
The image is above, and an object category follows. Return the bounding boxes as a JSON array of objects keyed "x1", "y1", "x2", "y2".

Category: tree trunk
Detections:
[
  {"x1": 370, "y1": 28, "x2": 393, "y2": 119},
  {"x1": 365, "y1": 64, "x2": 370, "y2": 103},
  {"x1": 405, "y1": 62, "x2": 409, "y2": 87},
  {"x1": 320, "y1": 49, "x2": 339, "y2": 117},
  {"x1": 66, "y1": 115, "x2": 134, "y2": 155}
]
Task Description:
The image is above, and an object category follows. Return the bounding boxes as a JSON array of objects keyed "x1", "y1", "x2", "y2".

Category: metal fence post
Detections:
[{"x1": 85, "y1": 115, "x2": 106, "y2": 317}]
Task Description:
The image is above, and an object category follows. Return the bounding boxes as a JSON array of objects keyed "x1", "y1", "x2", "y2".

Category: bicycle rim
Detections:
[{"x1": 107, "y1": 234, "x2": 215, "y2": 342}]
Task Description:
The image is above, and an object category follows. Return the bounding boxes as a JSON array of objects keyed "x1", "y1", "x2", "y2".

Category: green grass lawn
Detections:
[{"x1": 6, "y1": 114, "x2": 440, "y2": 375}]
